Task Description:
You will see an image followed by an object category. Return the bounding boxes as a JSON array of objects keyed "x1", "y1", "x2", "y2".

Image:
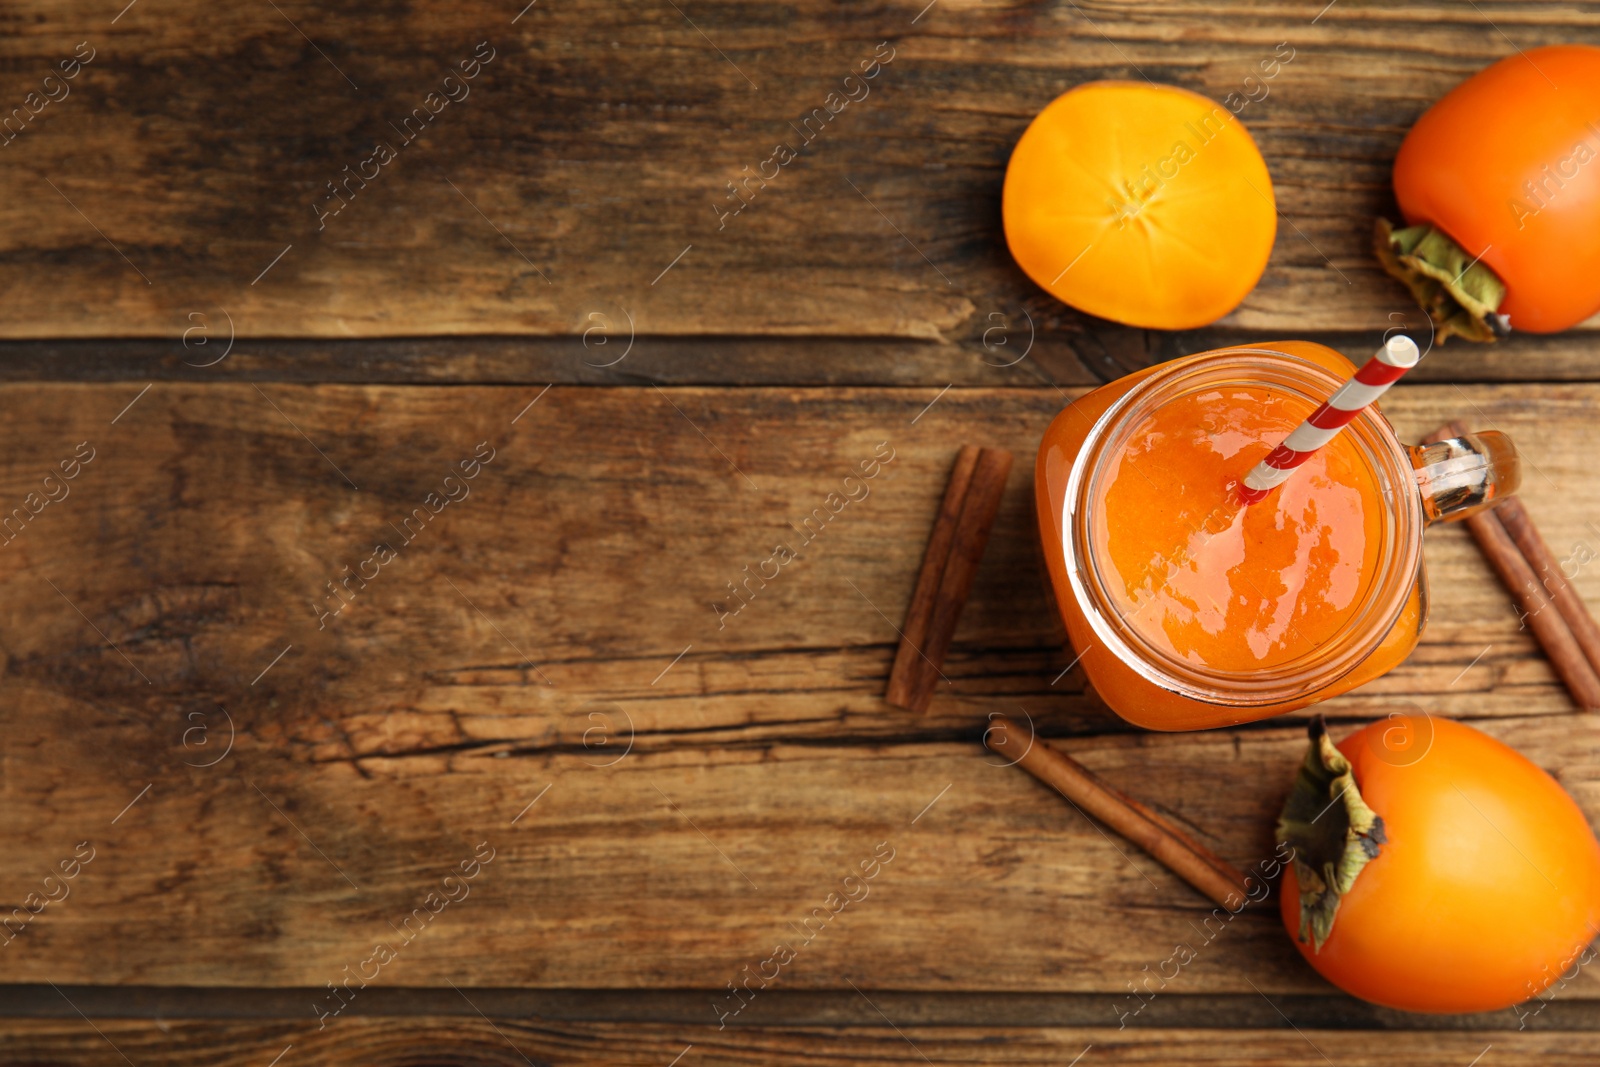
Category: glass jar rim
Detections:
[{"x1": 1061, "y1": 347, "x2": 1423, "y2": 709}]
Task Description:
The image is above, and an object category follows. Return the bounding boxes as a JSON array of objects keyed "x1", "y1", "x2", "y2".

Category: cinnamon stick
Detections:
[
  {"x1": 886, "y1": 446, "x2": 980, "y2": 710},
  {"x1": 903, "y1": 447, "x2": 1013, "y2": 712},
  {"x1": 1496, "y1": 498, "x2": 1600, "y2": 681},
  {"x1": 1429, "y1": 422, "x2": 1600, "y2": 709},
  {"x1": 985, "y1": 715, "x2": 1252, "y2": 909}
]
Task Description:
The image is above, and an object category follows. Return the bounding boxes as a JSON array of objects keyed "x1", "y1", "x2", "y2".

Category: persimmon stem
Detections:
[
  {"x1": 1275, "y1": 716, "x2": 1387, "y2": 951},
  {"x1": 1375, "y1": 219, "x2": 1510, "y2": 345}
]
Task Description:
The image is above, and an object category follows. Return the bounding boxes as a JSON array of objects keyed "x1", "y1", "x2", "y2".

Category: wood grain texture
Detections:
[
  {"x1": 7, "y1": 0, "x2": 1600, "y2": 1049},
  {"x1": 1, "y1": 1, "x2": 1597, "y2": 345},
  {"x1": 4, "y1": 1017, "x2": 1600, "y2": 1066},
  {"x1": 1, "y1": 381, "x2": 1598, "y2": 997}
]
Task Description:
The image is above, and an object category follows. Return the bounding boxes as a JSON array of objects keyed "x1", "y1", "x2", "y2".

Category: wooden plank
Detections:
[
  {"x1": 8, "y1": 987, "x2": 1600, "y2": 1029},
  {"x1": 1, "y1": 381, "x2": 1598, "y2": 993},
  {"x1": 0, "y1": 378, "x2": 1590, "y2": 746},
  {"x1": 0, "y1": 1, "x2": 1596, "y2": 342},
  {"x1": 8, "y1": 712, "x2": 1593, "y2": 992},
  {"x1": 0, "y1": 331, "x2": 1596, "y2": 391},
  {"x1": 1, "y1": 1018, "x2": 1597, "y2": 1067},
  {"x1": 2, "y1": 331, "x2": 1600, "y2": 391},
  {"x1": 0, "y1": 375, "x2": 1593, "y2": 758}
]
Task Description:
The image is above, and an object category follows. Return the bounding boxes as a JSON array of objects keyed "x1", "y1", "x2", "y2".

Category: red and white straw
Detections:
[{"x1": 1237, "y1": 335, "x2": 1421, "y2": 505}]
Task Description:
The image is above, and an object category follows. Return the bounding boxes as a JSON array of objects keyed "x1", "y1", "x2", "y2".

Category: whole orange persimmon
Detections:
[
  {"x1": 1277, "y1": 715, "x2": 1600, "y2": 1014},
  {"x1": 1380, "y1": 45, "x2": 1600, "y2": 340},
  {"x1": 1002, "y1": 81, "x2": 1276, "y2": 330}
]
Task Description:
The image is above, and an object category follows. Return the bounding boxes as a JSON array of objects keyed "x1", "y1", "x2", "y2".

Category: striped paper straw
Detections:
[{"x1": 1237, "y1": 336, "x2": 1422, "y2": 505}]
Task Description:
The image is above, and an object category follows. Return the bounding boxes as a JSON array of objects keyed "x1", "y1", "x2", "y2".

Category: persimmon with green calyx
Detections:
[
  {"x1": 1277, "y1": 714, "x2": 1600, "y2": 1014},
  {"x1": 1002, "y1": 81, "x2": 1276, "y2": 331},
  {"x1": 1378, "y1": 44, "x2": 1600, "y2": 342}
]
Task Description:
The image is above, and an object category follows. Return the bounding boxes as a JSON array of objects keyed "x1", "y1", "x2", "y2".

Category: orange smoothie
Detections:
[
  {"x1": 1036, "y1": 341, "x2": 1428, "y2": 731},
  {"x1": 1094, "y1": 385, "x2": 1385, "y2": 674}
]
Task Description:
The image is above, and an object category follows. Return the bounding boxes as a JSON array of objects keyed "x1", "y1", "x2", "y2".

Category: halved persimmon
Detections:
[{"x1": 1002, "y1": 81, "x2": 1277, "y2": 330}]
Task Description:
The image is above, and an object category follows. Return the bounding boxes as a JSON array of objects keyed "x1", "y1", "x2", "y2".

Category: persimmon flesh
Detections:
[
  {"x1": 1279, "y1": 716, "x2": 1600, "y2": 1014},
  {"x1": 1002, "y1": 81, "x2": 1277, "y2": 330}
]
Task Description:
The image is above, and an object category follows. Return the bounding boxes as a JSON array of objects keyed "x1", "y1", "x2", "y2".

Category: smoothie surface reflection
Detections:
[{"x1": 1094, "y1": 385, "x2": 1384, "y2": 672}]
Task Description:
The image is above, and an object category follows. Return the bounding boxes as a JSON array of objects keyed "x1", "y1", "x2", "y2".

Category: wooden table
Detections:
[{"x1": 3, "y1": 1, "x2": 1599, "y2": 1063}]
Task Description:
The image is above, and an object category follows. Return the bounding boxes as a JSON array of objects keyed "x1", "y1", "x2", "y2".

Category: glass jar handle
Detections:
[{"x1": 1409, "y1": 430, "x2": 1521, "y2": 525}]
